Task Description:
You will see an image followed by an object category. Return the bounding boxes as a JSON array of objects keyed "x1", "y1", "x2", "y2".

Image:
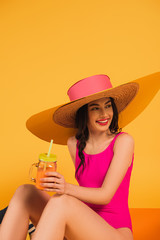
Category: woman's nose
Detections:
[{"x1": 99, "y1": 108, "x2": 108, "y2": 117}]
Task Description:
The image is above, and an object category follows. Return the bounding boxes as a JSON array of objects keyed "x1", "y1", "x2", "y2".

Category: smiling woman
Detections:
[
  {"x1": 88, "y1": 98, "x2": 114, "y2": 129},
  {"x1": 0, "y1": 73, "x2": 159, "y2": 240}
]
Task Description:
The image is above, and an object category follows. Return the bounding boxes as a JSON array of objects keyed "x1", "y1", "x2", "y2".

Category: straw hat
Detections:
[{"x1": 26, "y1": 72, "x2": 160, "y2": 145}]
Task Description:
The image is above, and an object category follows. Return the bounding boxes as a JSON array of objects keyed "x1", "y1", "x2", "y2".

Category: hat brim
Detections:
[
  {"x1": 53, "y1": 82, "x2": 139, "y2": 128},
  {"x1": 26, "y1": 72, "x2": 160, "y2": 145}
]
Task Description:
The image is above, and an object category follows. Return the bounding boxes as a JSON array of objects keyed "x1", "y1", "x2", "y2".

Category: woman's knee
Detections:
[
  {"x1": 10, "y1": 184, "x2": 37, "y2": 204},
  {"x1": 16, "y1": 184, "x2": 36, "y2": 196},
  {"x1": 48, "y1": 194, "x2": 74, "y2": 210}
]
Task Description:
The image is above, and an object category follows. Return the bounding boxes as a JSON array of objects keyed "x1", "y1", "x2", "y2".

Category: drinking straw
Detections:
[{"x1": 47, "y1": 139, "x2": 53, "y2": 157}]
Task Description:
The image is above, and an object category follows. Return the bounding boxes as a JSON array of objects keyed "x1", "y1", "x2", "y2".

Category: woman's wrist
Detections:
[{"x1": 65, "y1": 182, "x2": 71, "y2": 195}]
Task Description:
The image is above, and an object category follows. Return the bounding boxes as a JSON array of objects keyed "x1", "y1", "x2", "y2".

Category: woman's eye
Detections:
[
  {"x1": 90, "y1": 105, "x2": 112, "y2": 111},
  {"x1": 91, "y1": 107, "x2": 99, "y2": 110},
  {"x1": 105, "y1": 104, "x2": 112, "y2": 108}
]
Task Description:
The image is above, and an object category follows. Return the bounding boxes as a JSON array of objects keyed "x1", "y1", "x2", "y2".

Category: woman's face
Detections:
[{"x1": 87, "y1": 97, "x2": 113, "y2": 134}]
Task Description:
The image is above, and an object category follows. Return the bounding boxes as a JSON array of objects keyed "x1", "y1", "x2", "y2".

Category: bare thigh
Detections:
[
  {"x1": 14, "y1": 184, "x2": 51, "y2": 226},
  {"x1": 117, "y1": 228, "x2": 133, "y2": 240},
  {"x1": 56, "y1": 195, "x2": 133, "y2": 240}
]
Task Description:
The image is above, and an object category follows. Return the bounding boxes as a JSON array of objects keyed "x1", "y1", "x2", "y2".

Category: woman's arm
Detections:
[
  {"x1": 66, "y1": 183, "x2": 106, "y2": 204},
  {"x1": 66, "y1": 133, "x2": 134, "y2": 205}
]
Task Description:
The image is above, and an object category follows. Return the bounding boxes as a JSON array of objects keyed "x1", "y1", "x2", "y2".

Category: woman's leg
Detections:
[
  {"x1": 0, "y1": 207, "x2": 8, "y2": 224},
  {"x1": 0, "y1": 206, "x2": 36, "y2": 239},
  {"x1": 32, "y1": 194, "x2": 128, "y2": 240},
  {"x1": 0, "y1": 184, "x2": 51, "y2": 240}
]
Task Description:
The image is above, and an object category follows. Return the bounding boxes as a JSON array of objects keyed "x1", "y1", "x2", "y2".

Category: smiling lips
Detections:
[{"x1": 96, "y1": 118, "x2": 109, "y2": 126}]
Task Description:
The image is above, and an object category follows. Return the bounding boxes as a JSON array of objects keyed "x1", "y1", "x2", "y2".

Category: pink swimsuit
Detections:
[{"x1": 75, "y1": 131, "x2": 133, "y2": 232}]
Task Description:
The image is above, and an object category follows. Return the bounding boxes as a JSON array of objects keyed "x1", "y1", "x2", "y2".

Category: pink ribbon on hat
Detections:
[{"x1": 67, "y1": 75, "x2": 113, "y2": 101}]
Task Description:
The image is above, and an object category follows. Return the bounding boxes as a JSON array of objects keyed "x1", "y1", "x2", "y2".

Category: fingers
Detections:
[
  {"x1": 40, "y1": 182, "x2": 58, "y2": 188},
  {"x1": 41, "y1": 188, "x2": 63, "y2": 193},
  {"x1": 40, "y1": 177, "x2": 61, "y2": 183},
  {"x1": 40, "y1": 181, "x2": 61, "y2": 193},
  {"x1": 39, "y1": 171, "x2": 66, "y2": 194}
]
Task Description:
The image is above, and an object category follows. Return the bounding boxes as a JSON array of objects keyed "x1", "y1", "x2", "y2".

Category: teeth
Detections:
[{"x1": 97, "y1": 120, "x2": 108, "y2": 123}]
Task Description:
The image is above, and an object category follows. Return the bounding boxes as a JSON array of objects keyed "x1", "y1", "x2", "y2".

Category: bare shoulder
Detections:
[
  {"x1": 67, "y1": 136, "x2": 77, "y2": 165},
  {"x1": 114, "y1": 132, "x2": 135, "y2": 149},
  {"x1": 113, "y1": 133, "x2": 135, "y2": 166},
  {"x1": 67, "y1": 135, "x2": 77, "y2": 147},
  {"x1": 114, "y1": 133, "x2": 134, "y2": 147}
]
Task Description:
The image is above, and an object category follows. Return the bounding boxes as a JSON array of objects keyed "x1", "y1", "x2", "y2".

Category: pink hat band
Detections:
[{"x1": 67, "y1": 75, "x2": 113, "y2": 101}]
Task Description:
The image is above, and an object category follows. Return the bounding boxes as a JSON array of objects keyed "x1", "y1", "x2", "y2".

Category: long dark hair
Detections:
[{"x1": 75, "y1": 97, "x2": 122, "y2": 179}]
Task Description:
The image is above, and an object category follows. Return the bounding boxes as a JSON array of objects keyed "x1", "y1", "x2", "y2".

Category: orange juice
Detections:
[
  {"x1": 36, "y1": 162, "x2": 57, "y2": 189},
  {"x1": 29, "y1": 153, "x2": 57, "y2": 190}
]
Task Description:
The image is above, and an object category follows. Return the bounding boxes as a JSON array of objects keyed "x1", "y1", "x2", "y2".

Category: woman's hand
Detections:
[{"x1": 40, "y1": 172, "x2": 68, "y2": 194}]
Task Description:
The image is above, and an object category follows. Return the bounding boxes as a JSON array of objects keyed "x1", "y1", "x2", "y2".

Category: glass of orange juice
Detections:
[{"x1": 29, "y1": 153, "x2": 57, "y2": 190}]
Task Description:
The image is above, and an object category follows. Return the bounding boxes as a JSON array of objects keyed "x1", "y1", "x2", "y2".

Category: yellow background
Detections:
[{"x1": 0, "y1": 0, "x2": 160, "y2": 215}]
